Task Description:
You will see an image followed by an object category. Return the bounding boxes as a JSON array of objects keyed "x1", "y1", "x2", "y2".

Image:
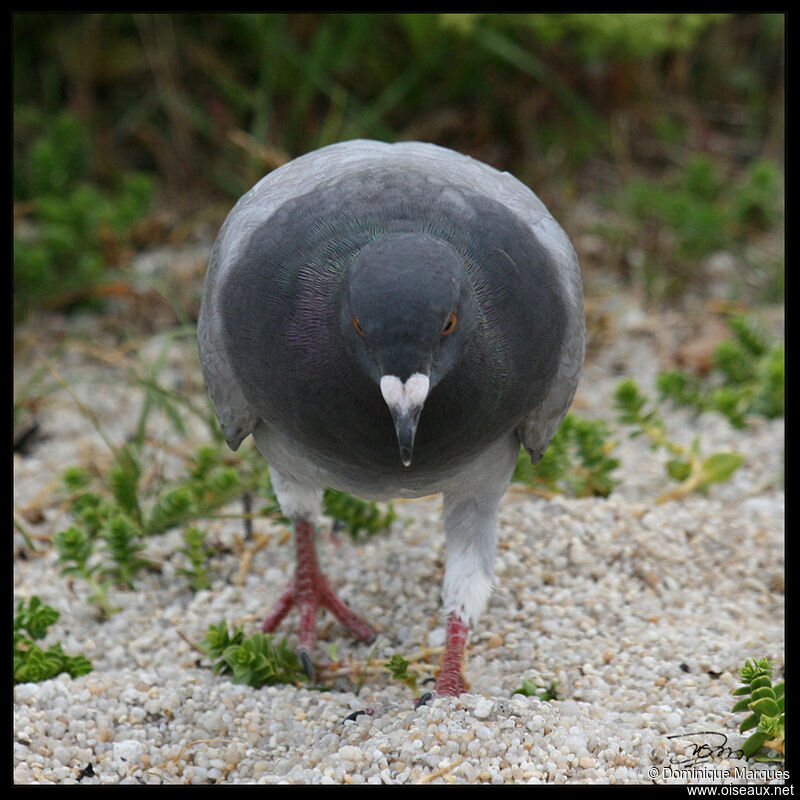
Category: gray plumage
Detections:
[{"x1": 198, "y1": 139, "x2": 584, "y2": 689}]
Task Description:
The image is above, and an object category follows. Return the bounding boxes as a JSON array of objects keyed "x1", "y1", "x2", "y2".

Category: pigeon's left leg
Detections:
[
  {"x1": 260, "y1": 469, "x2": 376, "y2": 678},
  {"x1": 436, "y1": 440, "x2": 518, "y2": 696},
  {"x1": 435, "y1": 494, "x2": 499, "y2": 696}
]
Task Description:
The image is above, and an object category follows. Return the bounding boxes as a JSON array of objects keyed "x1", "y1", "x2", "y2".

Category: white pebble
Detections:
[
  {"x1": 473, "y1": 699, "x2": 493, "y2": 719},
  {"x1": 337, "y1": 745, "x2": 363, "y2": 762},
  {"x1": 526, "y1": 715, "x2": 545, "y2": 733},
  {"x1": 427, "y1": 627, "x2": 446, "y2": 648},
  {"x1": 112, "y1": 740, "x2": 143, "y2": 768}
]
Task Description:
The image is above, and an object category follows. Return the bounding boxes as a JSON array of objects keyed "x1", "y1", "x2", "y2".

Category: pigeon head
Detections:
[{"x1": 340, "y1": 232, "x2": 476, "y2": 466}]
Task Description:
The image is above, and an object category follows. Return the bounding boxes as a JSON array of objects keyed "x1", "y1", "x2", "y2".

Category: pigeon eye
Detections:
[
  {"x1": 352, "y1": 315, "x2": 366, "y2": 337},
  {"x1": 442, "y1": 311, "x2": 457, "y2": 337}
]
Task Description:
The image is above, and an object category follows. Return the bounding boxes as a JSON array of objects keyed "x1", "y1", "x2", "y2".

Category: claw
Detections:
[
  {"x1": 342, "y1": 708, "x2": 374, "y2": 724},
  {"x1": 299, "y1": 649, "x2": 315, "y2": 683}
]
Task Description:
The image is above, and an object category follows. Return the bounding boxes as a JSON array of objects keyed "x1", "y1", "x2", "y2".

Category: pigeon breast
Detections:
[
  {"x1": 215, "y1": 164, "x2": 568, "y2": 484},
  {"x1": 197, "y1": 140, "x2": 585, "y2": 695}
]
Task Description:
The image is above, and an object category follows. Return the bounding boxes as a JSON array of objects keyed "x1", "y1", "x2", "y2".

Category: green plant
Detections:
[
  {"x1": 46, "y1": 338, "x2": 401, "y2": 618},
  {"x1": 658, "y1": 316, "x2": 784, "y2": 429},
  {"x1": 731, "y1": 657, "x2": 784, "y2": 762},
  {"x1": 14, "y1": 111, "x2": 154, "y2": 319},
  {"x1": 384, "y1": 653, "x2": 419, "y2": 696},
  {"x1": 16, "y1": 13, "x2": 775, "y2": 214},
  {"x1": 323, "y1": 489, "x2": 397, "y2": 538},
  {"x1": 516, "y1": 13, "x2": 727, "y2": 59},
  {"x1": 101, "y1": 512, "x2": 151, "y2": 589},
  {"x1": 176, "y1": 526, "x2": 214, "y2": 591},
  {"x1": 56, "y1": 432, "x2": 400, "y2": 615},
  {"x1": 613, "y1": 156, "x2": 783, "y2": 299},
  {"x1": 513, "y1": 678, "x2": 559, "y2": 701},
  {"x1": 14, "y1": 597, "x2": 93, "y2": 684},
  {"x1": 53, "y1": 526, "x2": 119, "y2": 619},
  {"x1": 513, "y1": 413, "x2": 620, "y2": 497},
  {"x1": 614, "y1": 378, "x2": 743, "y2": 502},
  {"x1": 200, "y1": 620, "x2": 305, "y2": 687},
  {"x1": 55, "y1": 446, "x2": 256, "y2": 616}
]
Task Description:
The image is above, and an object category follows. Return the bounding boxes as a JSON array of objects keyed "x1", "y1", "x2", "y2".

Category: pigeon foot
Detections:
[
  {"x1": 260, "y1": 519, "x2": 376, "y2": 664},
  {"x1": 434, "y1": 612, "x2": 471, "y2": 696}
]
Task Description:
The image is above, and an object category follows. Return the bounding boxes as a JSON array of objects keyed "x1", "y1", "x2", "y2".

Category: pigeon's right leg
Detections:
[{"x1": 261, "y1": 470, "x2": 376, "y2": 679}]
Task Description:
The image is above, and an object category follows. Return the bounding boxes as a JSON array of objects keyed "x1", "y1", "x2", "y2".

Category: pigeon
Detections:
[{"x1": 197, "y1": 139, "x2": 584, "y2": 695}]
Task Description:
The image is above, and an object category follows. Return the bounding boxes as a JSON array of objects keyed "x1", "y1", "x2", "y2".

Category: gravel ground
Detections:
[{"x1": 13, "y1": 254, "x2": 784, "y2": 785}]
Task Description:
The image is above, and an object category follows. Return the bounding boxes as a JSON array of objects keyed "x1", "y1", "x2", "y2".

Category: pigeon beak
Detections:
[{"x1": 379, "y1": 373, "x2": 430, "y2": 467}]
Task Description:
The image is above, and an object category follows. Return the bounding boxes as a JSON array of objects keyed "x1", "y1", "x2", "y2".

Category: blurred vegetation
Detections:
[
  {"x1": 610, "y1": 156, "x2": 783, "y2": 299},
  {"x1": 13, "y1": 13, "x2": 784, "y2": 319},
  {"x1": 657, "y1": 315, "x2": 784, "y2": 428},
  {"x1": 14, "y1": 110, "x2": 154, "y2": 319},
  {"x1": 614, "y1": 378, "x2": 744, "y2": 503}
]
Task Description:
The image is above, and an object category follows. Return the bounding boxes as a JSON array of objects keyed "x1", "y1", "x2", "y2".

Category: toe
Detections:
[{"x1": 298, "y1": 649, "x2": 315, "y2": 683}]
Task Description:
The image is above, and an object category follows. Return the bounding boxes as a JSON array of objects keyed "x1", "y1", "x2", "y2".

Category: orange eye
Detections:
[
  {"x1": 442, "y1": 311, "x2": 457, "y2": 337},
  {"x1": 352, "y1": 315, "x2": 366, "y2": 337}
]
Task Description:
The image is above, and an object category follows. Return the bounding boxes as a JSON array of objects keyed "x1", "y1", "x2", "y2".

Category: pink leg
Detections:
[
  {"x1": 259, "y1": 584, "x2": 295, "y2": 631},
  {"x1": 261, "y1": 520, "x2": 376, "y2": 674},
  {"x1": 434, "y1": 612, "x2": 471, "y2": 696}
]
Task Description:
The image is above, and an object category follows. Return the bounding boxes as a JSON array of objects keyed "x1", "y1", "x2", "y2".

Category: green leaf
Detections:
[
  {"x1": 101, "y1": 512, "x2": 149, "y2": 587},
  {"x1": 731, "y1": 698, "x2": 752, "y2": 713},
  {"x1": 700, "y1": 452, "x2": 743, "y2": 484},
  {"x1": 753, "y1": 753, "x2": 784, "y2": 764},
  {"x1": 740, "y1": 730, "x2": 769, "y2": 757},
  {"x1": 749, "y1": 697, "x2": 780, "y2": 717},
  {"x1": 513, "y1": 414, "x2": 619, "y2": 497},
  {"x1": 666, "y1": 458, "x2": 691, "y2": 482},
  {"x1": 108, "y1": 446, "x2": 142, "y2": 522},
  {"x1": 53, "y1": 526, "x2": 95, "y2": 574},
  {"x1": 14, "y1": 597, "x2": 93, "y2": 684},
  {"x1": 200, "y1": 623, "x2": 303, "y2": 687},
  {"x1": 64, "y1": 654, "x2": 94, "y2": 678},
  {"x1": 739, "y1": 712, "x2": 759, "y2": 733},
  {"x1": 749, "y1": 685, "x2": 776, "y2": 702},
  {"x1": 201, "y1": 620, "x2": 246, "y2": 665},
  {"x1": 176, "y1": 526, "x2": 213, "y2": 591},
  {"x1": 513, "y1": 679, "x2": 559, "y2": 701},
  {"x1": 323, "y1": 489, "x2": 396, "y2": 538},
  {"x1": 14, "y1": 596, "x2": 60, "y2": 640},
  {"x1": 62, "y1": 465, "x2": 93, "y2": 492},
  {"x1": 385, "y1": 653, "x2": 418, "y2": 695},
  {"x1": 740, "y1": 658, "x2": 774, "y2": 682},
  {"x1": 147, "y1": 486, "x2": 194, "y2": 535},
  {"x1": 513, "y1": 679, "x2": 540, "y2": 697},
  {"x1": 220, "y1": 633, "x2": 303, "y2": 687},
  {"x1": 756, "y1": 712, "x2": 783, "y2": 738}
]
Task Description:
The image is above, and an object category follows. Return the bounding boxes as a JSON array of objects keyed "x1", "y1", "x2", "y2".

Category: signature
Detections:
[{"x1": 665, "y1": 730, "x2": 744, "y2": 767}]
